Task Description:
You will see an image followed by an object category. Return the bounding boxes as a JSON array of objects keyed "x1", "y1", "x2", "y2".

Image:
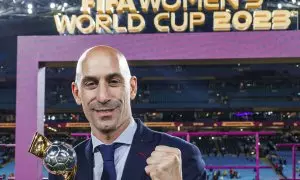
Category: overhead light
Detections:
[
  {"x1": 63, "y1": 2, "x2": 68, "y2": 7},
  {"x1": 50, "y1": 2, "x2": 55, "y2": 9},
  {"x1": 47, "y1": 127, "x2": 57, "y2": 132},
  {"x1": 198, "y1": 137, "x2": 202, "y2": 140},
  {"x1": 292, "y1": 0, "x2": 296, "y2": 4},
  {"x1": 27, "y1": 3, "x2": 33, "y2": 9},
  {"x1": 298, "y1": 2, "x2": 300, "y2": 5},
  {"x1": 240, "y1": 128, "x2": 243, "y2": 131},
  {"x1": 27, "y1": 8, "x2": 33, "y2": 14},
  {"x1": 277, "y1": 3, "x2": 282, "y2": 9}
]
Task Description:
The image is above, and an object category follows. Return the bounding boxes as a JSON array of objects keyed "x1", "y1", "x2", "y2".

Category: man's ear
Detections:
[
  {"x1": 129, "y1": 76, "x2": 137, "y2": 100},
  {"x1": 71, "y1": 82, "x2": 82, "y2": 105}
]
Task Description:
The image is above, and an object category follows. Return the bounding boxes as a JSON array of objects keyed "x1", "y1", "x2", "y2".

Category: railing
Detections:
[
  {"x1": 276, "y1": 143, "x2": 300, "y2": 180},
  {"x1": 168, "y1": 131, "x2": 276, "y2": 180}
]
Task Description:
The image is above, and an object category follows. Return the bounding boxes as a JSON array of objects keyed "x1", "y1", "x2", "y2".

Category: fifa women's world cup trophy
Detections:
[{"x1": 28, "y1": 132, "x2": 77, "y2": 180}]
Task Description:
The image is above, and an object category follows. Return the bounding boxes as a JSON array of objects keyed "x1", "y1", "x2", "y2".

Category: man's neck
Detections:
[{"x1": 92, "y1": 118, "x2": 132, "y2": 144}]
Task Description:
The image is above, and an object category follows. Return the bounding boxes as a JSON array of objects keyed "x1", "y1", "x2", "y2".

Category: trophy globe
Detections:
[{"x1": 43, "y1": 141, "x2": 77, "y2": 175}]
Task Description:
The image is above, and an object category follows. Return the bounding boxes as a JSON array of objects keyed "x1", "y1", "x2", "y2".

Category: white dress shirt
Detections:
[{"x1": 91, "y1": 119, "x2": 137, "y2": 180}]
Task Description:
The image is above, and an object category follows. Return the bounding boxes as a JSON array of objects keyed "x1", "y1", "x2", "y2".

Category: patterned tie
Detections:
[{"x1": 97, "y1": 143, "x2": 123, "y2": 180}]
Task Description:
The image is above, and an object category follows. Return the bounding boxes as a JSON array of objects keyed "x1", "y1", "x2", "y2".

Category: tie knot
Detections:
[{"x1": 97, "y1": 143, "x2": 123, "y2": 161}]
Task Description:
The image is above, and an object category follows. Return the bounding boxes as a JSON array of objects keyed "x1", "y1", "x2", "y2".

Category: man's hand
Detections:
[{"x1": 145, "y1": 145, "x2": 182, "y2": 180}]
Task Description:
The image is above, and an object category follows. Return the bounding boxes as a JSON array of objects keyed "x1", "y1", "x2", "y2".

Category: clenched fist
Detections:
[{"x1": 145, "y1": 145, "x2": 182, "y2": 180}]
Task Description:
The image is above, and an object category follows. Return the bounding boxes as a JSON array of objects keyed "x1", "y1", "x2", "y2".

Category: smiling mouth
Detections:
[
  {"x1": 94, "y1": 109, "x2": 115, "y2": 113},
  {"x1": 93, "y1": 108, "x2": 117, "y2": 117}
]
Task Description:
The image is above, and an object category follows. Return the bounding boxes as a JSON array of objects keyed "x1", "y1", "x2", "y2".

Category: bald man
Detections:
[{"x1": 49, "y1": 46, "x2": 206, "y2": 180}]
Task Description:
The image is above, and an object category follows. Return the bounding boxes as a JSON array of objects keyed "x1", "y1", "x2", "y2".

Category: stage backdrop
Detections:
[{"x1": 16, "y1": 31, "x2": 300, "y2": 179}]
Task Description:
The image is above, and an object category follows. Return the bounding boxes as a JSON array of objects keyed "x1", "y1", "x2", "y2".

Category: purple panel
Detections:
[
  {"x1": 169, "y1": 131, "x2": 275, "y2": 136},
  {"x1": 255, "y1": 133, "x2": 259, "y2": 180},
  {"x1": 292, "y1": 146, "x2": 296, "y2": 180},
  {"x1": 16, "y1": 40, "x2": 45, "y2": 180},
  {"x1": 18, "y1": 31, "x2": 300, "y2": 62},
  {"x1": 16, "y1": 31, "x2": 300, "y2": 180},
  {"x1": 205, "y1": 166, "x2": 272, "y2": 169}
]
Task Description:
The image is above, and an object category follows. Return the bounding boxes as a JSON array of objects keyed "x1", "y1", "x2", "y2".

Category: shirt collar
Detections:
[{"x1": 91, "y1": 118, "x2": 137, "y2": 152}]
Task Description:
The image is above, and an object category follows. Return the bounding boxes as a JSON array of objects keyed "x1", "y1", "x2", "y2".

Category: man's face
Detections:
[{"x1": 72, "y1": 50, "x2": 137, "y2": 134}]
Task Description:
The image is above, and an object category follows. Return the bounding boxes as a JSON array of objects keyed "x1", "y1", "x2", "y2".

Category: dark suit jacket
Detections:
[{"x1": 49, "y1": 119, "x2": 207, "y2": 180}]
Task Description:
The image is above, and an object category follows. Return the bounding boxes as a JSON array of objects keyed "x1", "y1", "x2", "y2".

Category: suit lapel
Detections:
[
  {"x1": 76, "y1": 139, "x2": 93, "y2": 180},
  {"x1": 85, "y1": 139, "x2": 94, "y2": 180},
  {"x1": 121, "y1": 119, "x2": 159, "y2": 180}
]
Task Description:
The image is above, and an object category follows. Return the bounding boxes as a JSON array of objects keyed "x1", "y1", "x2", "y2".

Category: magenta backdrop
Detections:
[{"x1": 16, "y1": 31, "x2": 300, "y2": 179}]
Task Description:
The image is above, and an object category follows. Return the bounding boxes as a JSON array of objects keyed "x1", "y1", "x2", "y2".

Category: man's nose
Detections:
[{"x1": 96, "y1": 83, "x2": 110, "y2": 103}]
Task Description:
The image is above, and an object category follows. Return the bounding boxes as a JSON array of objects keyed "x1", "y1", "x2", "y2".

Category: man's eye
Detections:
[
  {"x1": 84, "y1": 81, "x2": 96, "y2": 87},
  {"x1": 110, "y1": 79, "x2": 121, "y2": 85}
]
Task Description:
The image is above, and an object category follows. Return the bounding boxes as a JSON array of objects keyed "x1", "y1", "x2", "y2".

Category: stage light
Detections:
[
  {"x1": 277, "y1": 3, "x2": 282, "y2": 9},
  {"x1": 50, "y1": 2, "x2": 55, "y2": 9},
  {"x1": 298, "y1": 2, "x2": 300, "y2": 5},
  {"x1": 198, "y1": 137, "x2": 202, "y2": 140},
  {"x1": 47, "y1": 127, "x2": 57, "y2": 132},
  {"x1": 212, "y1": 137, "x2": 215, "y2": 140},
  {"x1": 63, "y1": 2, "x2": 68, "y2": 7},
  {"x1": 27, "y1": 8, "x2": 33, "y2": 14},
  {"x1": 240, "y1": 128, "x2": 243, "y2": 131},
  {"x1": 268, "y1": 111, "x2": 273, "y2": 115},
  {"x1": 27, "y1": 3, "x2": 33, "y2": 9},
  {"x1": 292, "y1": 0, "x2": 296, "y2": 4}
]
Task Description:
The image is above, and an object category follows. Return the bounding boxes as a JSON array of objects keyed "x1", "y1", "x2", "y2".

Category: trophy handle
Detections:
[
  {"x1": 63, "y1": 165, "x2": 77, "y2": 180},
  {"x1": 28, "y1": 132, "x2": 52, "y2": 158}
]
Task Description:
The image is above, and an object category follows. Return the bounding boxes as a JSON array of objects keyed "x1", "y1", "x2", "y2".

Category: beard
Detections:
[
  {"x1": 85, "y1": 97, "x2": 131, "y2": 138},
  {"x1": 89, "y1": 99, "x2": 122, "y2": 111}
]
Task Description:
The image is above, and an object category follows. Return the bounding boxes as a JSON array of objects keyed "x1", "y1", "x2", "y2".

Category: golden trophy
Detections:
[{"x1": 28, "y1": 132, "x2": 77, "y2": 180}]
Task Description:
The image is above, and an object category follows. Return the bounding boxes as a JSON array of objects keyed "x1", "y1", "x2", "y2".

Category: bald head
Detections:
[
  {"x1": 71, "y1": 45, "x2": 138, "y2": 141},
  {"x1": 75, "y1": 45, "x2": 131, "y2": 85}
]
